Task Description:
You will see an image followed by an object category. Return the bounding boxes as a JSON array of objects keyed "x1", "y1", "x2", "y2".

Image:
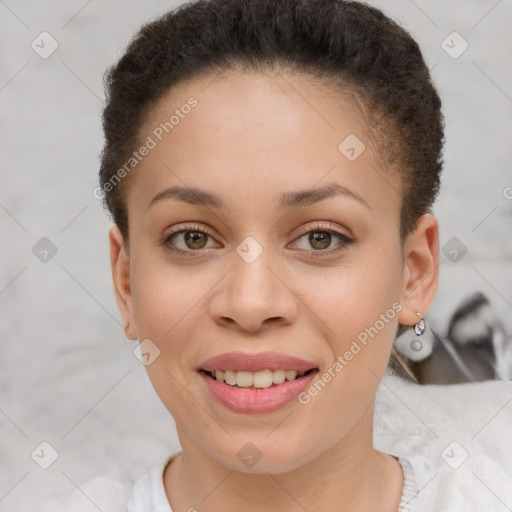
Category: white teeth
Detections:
[
  {"x1": 224, "y1": 370, "x2": 237, "y2": 385},
  {"x1": 252, "y1": 370, "x2": 273, "y2": 388},
  {"x1": 273, "y1": 369, "x2": 286, "y2": 384},
  {"x1": 236, "y1": 371, "x2": 253, "y2": 387},
  {"x1": 285, "y1": 370, "x2": 298, "y2": 381},
  {"x1": 209, "y1": 368, "x2": 310, "y2": 388}
]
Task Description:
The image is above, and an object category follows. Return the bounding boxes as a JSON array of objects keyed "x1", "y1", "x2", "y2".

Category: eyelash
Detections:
[{"x1": 161, "y1": 222, "x2": 355, "y2": 258}]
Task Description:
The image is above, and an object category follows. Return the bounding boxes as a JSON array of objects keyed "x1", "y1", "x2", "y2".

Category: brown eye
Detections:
[
  {"x1": 183, "y1": 230, "x2": 208, "y2": 249},
  {"x1": 162, "y1": 224, "x2": 218, "y2": 256},
  {"x1": 290, "y1": 222, "x2": 355, "y2": 257},
  {"x1": 308, "y1": 231, "x2": 331, "y2": 250}
]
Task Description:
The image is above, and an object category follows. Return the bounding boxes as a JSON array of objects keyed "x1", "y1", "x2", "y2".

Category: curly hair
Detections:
[
  {"x1": 98, "y1": 0, "x2": 445, "y2": 379},
  {"x1": 99, "y1": 0, "x2": 444, "y2": 242}
]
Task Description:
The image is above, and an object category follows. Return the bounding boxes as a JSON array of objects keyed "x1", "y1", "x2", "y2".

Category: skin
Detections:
[{"x1": 109, "y1": 68, "x2": 439, "y2": 511}]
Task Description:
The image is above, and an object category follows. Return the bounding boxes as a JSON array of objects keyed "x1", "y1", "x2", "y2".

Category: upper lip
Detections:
[{"x1": 199, "y1": 351, "x2": 318, "y2": 372}]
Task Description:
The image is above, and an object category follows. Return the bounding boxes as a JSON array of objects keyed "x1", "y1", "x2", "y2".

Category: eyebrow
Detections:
[{"x1": 148, "y1": 182, "x2": 370, "y2": 211}]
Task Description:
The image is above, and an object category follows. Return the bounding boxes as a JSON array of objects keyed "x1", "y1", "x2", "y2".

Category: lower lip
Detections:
[{"x1": 199, "y1": 370, "x2": 318, "y2": 414}]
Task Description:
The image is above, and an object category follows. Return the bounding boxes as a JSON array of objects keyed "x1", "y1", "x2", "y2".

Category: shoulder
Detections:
[
  {"x1": 127, "y1": 452, "x2": 179, "y2": 512},
  {"x1": 375, "y1": 371, "x2": 512, "y2": 511}
]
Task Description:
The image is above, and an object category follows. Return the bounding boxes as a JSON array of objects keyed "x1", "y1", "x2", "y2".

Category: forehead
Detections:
[{"x1": 128, "y1": 68, "x2": 401, "y2": 218}]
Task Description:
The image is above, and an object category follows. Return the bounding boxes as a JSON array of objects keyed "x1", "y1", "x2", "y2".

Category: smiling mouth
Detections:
[{"x1": 200, "y1": 368, "x2": 318, "y2": 390}]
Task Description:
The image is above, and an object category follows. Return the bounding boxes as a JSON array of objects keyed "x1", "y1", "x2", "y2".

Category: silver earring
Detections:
[{"x1": 413, "y1": 312, "x2": 426, "y2": 336}]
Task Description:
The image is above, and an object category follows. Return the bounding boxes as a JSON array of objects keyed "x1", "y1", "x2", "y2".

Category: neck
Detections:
[{"x1": 164, "y1": 402, "x2": 403, "y2": 512}]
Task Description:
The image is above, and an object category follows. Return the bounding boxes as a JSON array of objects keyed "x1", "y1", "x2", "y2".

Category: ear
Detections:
[
  {"x1": 398, "y1": 213, "x2": 439, "y2": 326},
  {"x1": 109, "y1": 223, "x2": 138, "y2": 340}
]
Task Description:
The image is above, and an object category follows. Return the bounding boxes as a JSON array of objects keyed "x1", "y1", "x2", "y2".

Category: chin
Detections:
[{"x1": 211, "y1": 440, "x2": 317, "y2": 475}]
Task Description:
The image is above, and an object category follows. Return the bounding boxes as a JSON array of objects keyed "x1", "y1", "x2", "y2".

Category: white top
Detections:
[
  {"x1": 127, "y1": 451, "x2": 420, "y2": 511},
  {"x1": 40, "y1": 370, "x2": 512, "y2": 511}
]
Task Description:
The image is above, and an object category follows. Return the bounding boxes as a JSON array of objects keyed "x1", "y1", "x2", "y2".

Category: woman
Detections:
[{"x1": 91, "y1": 0, "x2": 510, "y2": 510}]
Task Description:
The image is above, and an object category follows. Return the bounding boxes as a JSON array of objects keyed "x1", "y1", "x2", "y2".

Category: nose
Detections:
[{"x1": 209, "y1": 243, "x2": 298, "y2": 334}]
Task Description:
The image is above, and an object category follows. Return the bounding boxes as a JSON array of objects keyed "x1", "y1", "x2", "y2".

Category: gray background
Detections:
[{"x1": 1, "y1": 0, "x2": 511, "y2": 509}]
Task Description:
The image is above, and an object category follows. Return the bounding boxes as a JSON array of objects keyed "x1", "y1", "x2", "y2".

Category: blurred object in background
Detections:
[{"x1": 390, "y1": 292, "x2": 512, "y2": 384}]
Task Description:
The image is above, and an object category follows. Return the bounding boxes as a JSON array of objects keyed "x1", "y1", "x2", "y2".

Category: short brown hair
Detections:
[{"x1": 99, "y1": 0, "x2": 444, "y2": 247}]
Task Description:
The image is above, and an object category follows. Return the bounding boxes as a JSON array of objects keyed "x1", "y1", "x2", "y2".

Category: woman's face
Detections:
[{"x1": 110, "y1": 69, "x2": 438, "y2": 473}]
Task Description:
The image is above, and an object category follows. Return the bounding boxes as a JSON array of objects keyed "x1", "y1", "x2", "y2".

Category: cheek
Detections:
[
  {"x1": 299, "y1": 253, "x2": 402, "y2": 347},
  {"x1": 129, "y1": 261, "x2": 210, "y2": 415},
  {"x1": 324, "y1": 252, "x2": 403, "y2": 383},
  {"x1": 296, "y1": 261, "x2": 402, "y2": 440},
  {"x1": 130, "y1": 256, "x2": 211, "y2": 372},
  {"x1": 131, "y1": 250, "x2": 201, "y2": 329}
]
